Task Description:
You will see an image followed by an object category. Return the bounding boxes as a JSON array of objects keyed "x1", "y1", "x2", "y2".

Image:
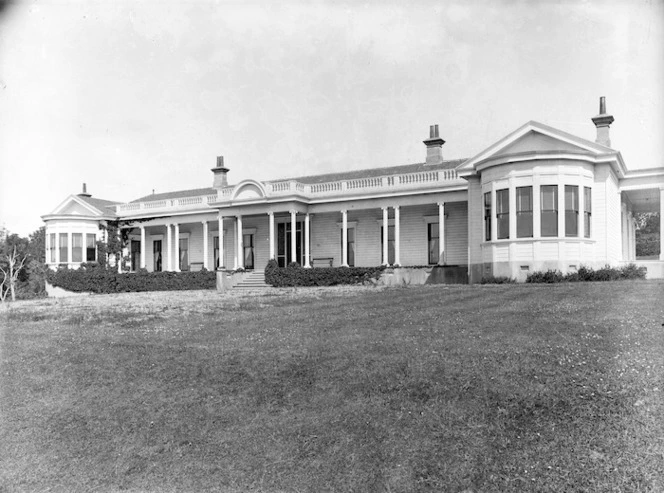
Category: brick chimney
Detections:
[
  {"x1": 423, "y1": 124, "x2": 445, "y2": 165},
  {"x1": 211, "y1": 156, "x2": 229, "y2": 188},
  {"x1": 591, "y1": 96, "x2": 614, "y2": 147},
  {"x1": 78, "y1": 183, "x2": 91, "y2": 197}
]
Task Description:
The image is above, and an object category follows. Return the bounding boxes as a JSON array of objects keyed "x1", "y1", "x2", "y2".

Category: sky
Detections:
[{"x1": 0, "y1": 0, "x2": 662, "y2": 236}]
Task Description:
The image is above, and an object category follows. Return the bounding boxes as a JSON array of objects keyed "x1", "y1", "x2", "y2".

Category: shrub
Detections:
[
  {"x1": 526, "y1": 269, "x2": 565, "y2": 283},
  {"x1": 264, "y1": 260, "x2": 385, "y2": 287},
  {"x1": 47, "y1": 267, "x2": 216, "y2": 293},
  {"x1": 480, "y1": 276, "x2": 516, "y2": 284},
  {"x1": 526, "y1": 264, "x2": 647, "y2": 283}
]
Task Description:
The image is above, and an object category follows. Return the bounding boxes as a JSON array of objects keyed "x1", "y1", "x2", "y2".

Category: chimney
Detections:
[
  {"x1": 423, "y1": 124, "x2": 445, "y2": 165},
  {"x1": 591, "y1": 96, "x2": 614, "y2": 147},
  {"x1": 211, "y1": 155, "x2": 229, "y2": 188},
  {"x1": 78, "y1": 183, "x2": 91, "y2": 197}
]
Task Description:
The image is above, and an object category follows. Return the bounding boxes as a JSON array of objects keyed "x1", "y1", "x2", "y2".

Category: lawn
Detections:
[{"x1": 1, "y1": 282, "x2": 663, "y2": 492}]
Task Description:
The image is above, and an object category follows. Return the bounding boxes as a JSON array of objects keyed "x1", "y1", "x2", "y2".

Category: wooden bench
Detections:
[{"x1": 312, "y1": 257, "x2": 334, "y2": 268}]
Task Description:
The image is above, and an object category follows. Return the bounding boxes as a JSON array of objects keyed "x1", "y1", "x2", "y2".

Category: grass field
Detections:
[{"x1": 1, "y1": 282, "x2": 663, "y2": 492}]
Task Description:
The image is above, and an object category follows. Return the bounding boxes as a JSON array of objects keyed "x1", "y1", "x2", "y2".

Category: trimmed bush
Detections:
[
  {"x1": 47, "y1": 266, "x2": 216, "y2": 293},
  {"x1": 264, "y1": 259, "x2": 385, "y2": 287},
  {"x1": 526, "y1": 264, "x2": 646, "y2": 283}
]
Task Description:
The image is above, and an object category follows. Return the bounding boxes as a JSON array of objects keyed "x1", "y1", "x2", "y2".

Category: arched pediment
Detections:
[{"x1": 232, "y1": 180, "x2": 267, "y2": 201}]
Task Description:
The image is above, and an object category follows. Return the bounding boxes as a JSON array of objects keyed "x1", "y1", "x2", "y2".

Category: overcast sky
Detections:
[{"x1": 1, "y1": 0, "x2": 662, "y2": 236}]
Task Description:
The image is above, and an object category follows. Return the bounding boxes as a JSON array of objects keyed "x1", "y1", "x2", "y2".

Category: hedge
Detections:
[
  {"x1": 47, "y1": 265, "x2": 216, "y2": 293},
  {"x1": 264, "y1": 260, "x2": 385, "y2": 287},
  {"x1": 526, "y1": 264, "x2": 646, "y2": 283}
]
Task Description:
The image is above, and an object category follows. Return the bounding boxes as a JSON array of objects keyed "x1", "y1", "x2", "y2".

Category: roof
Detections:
[
  {"x1": 77, "y1": 195, "x2": 121, "y2": 216},
  {"x1": 266, "y1": 159, "x2": 467, "y2": 185},
  {"x1": 125, "y1": 160, "x2": 467, "y2": 203},
  {"x1": 131, "y1": 187, "x2": 217, "y2": 203}
]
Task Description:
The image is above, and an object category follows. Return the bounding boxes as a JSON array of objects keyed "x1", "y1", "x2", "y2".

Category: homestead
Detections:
[{"x1": 42, "y1": 99, "x2": 664, "y2": 282}]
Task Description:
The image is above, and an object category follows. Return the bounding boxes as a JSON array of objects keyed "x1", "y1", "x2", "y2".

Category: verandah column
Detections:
[
  {"x1": 218, "y1": 214, "x2": 224, "y2": 269},
  {"x1": 174, "y1": 223, "x2": 180, "y2": 272},
  {"x1": 290, "y1": 210, "x2": 297, "y2": 264},
  {"x1": 166, "y1": 224, "x2": 172, "y2": 271},
  {"x1": 438, "y1": 202, "x2": 445, "y2": 265},
  {"x1": 140, "y1": 226, "x2": 146, "y2": 269},
  {"x1": 202, "y1": 221, "x2": 209, "y2": 270},
  {"x1": 304, "y1": 213, "x2": 311, "y2": 268},
  {"x1": 394, "y1": 206, "x2": 401, "y2": 266},
  {"x1": 236, "y1": 215, "x2": 243, "y2": 269},
  {"x1": 268, "y1": 212, "x2": 275, "y2": 260},
  {"x1": 382, "y1": 206, "x2": 389, "y2": 266},
  {"x1": 341, "y1": 209, "x2": 348, "y2": 267}
]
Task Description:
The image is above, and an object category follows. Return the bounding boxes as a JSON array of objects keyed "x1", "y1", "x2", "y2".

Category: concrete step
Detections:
[{"x1": 234, "y1": 271, "x2": 270, "y2": 289}]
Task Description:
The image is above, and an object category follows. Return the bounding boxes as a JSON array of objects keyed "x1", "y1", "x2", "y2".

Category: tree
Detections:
[{"x1": 0, "y1": 245, "x2": 29, "y2": 302}]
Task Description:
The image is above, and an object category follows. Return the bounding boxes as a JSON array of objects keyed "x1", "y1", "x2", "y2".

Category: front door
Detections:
[
  {"x1": 243, "y1": 233, "x2": 254, "y2": 270},
  {"x1": 131, "y1": 241, "x2": 141, "y2": 271},
  {"x1": 153, "y1": 240, "x2": 162, "y2": 272}
]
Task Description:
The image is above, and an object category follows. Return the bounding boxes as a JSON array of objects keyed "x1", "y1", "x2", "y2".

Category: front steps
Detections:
[{"x1": 234, "y1": 270, "x2": 270, "y2": 289}]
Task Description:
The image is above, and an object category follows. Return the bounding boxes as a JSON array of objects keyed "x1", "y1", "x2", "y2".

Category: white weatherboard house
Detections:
[{"x1": 43, "y1": 99, "x2": 664, "y2": 283}]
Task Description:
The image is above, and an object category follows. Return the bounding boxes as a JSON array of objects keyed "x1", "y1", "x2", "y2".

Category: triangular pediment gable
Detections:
[
  {"x1": 458, "y1": 121, "x2": 617, "y2": 175},
  {"x1": 496, "y1": 130, "x2": 592, "y2": 156},
  {"x1": 50, "y1": 195, "x2": 104, "y2": 216}
]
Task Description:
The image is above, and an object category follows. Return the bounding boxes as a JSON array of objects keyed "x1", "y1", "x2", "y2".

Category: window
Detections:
[
  {"x1": 153, "y1": 240, "x2": 162, "y2": 272},
  {"x1": 380, "y1": 225, "x2": 395, "y2": 265},
  {"x1": 86, "y1": 234, "x2": 96, "y2": 262},
  {"x1": 341, "y1": 228, "x2": 355, "y2": 267},
  {"x1": 584, "y1": 187, "x2": 592, "y2": 238},
  {"x1": 496, "y1": 189, "x2": 509, "y2": 239},
  {"x1": 179, "y1": 238, "x2": 189, "y2": 271},
  {"x1": 49, "y1": 233, "x2": 56, "y2": 263},
  {"x1": 565, "y1": 185, "x2": 579, "y2": 237},
  {"x1": 428, "y1": 222, "x2": 440, "y2": 264},
  {"x1": 59, "y1": 233, "x2": 68, "y2": 264},
  {"x1": 541, "y1": 185, "x2": 558, "y2": 237},
  {"x1": 72, "y1": 234, "x2": 83, "y2": 262},
  {"x1": 516, "y1": 186, "x2": 533, "y2": 238},
  {"x1": 484, "y1": 192, "x2": 492, "y2": 241},
  {"x1": 214, "y1": 236, "x2": 220, "y2": 269}
]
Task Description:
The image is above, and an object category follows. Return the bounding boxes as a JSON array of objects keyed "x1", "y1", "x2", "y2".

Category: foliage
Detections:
[
  {"x1": 635, "y1": 212, "x2": 660, "y2": 257},
  {"x1": 264, "y1": 259, "x2": 385, "y2": 287},
  {"x1": 479, "y1": 275, "x2": 516, "y2": 284},
  {"x1": 526, "y1": 264, "x2": 647, "y2": 283},
  {"x1": 47, "y1": 265, "x2": 216, "y2": 293}
]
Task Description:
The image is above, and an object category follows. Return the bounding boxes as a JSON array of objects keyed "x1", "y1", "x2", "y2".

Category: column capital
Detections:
[
  {"x1": 393, "y1": 205, "x2": 400, "y2": 211},
  {"x1": 381, "y1": 206, "x2": 388, "y2": 212},
  {"x1": 267, "y1": 211, "x2": 274, "y2": 217},
  {"x1": 289, "y1": 210, "x2": 297, "y2": 215},
  {"x1": 340, "y1": 209, "x2": 347, "y2": 215},
  {"x1": 437, "y1": 201, "x2": 445, "y2": 207}
]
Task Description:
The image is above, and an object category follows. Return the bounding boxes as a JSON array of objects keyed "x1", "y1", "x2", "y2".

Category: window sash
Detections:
[
  {"x1": 541, "y1": 185, "x2": 558, "y2": 237},
  {"x1": 59, "y1": 233, "x2": 68, "y2": 263},
  {"x1": 516, "y1": 187, "x2": 533, "y2": 238},
  {"x1": 584, "y1": 187, "x2": 592, "y2": 238},
  {"x1": 565, "y1": 185, "x2": 579, "y2": 237},
  {"x1": 86, "y1": 234, "x2": 96, "y2": 262},
  {"x1": 214, "y1": 236, "x2": 220, "y2": 268},
  {"x1": 496, "y1": 189, "x2": 509, "y2": 239},
  {"x1": 49, "y1": 233, "x2": 56, "y2": 262},
  {"x1": 484, "y1": 192, "x2": 491, "y2": 241},
  {"x1": 428, "y1": 223, "x2": 439, "y2": 264}
]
